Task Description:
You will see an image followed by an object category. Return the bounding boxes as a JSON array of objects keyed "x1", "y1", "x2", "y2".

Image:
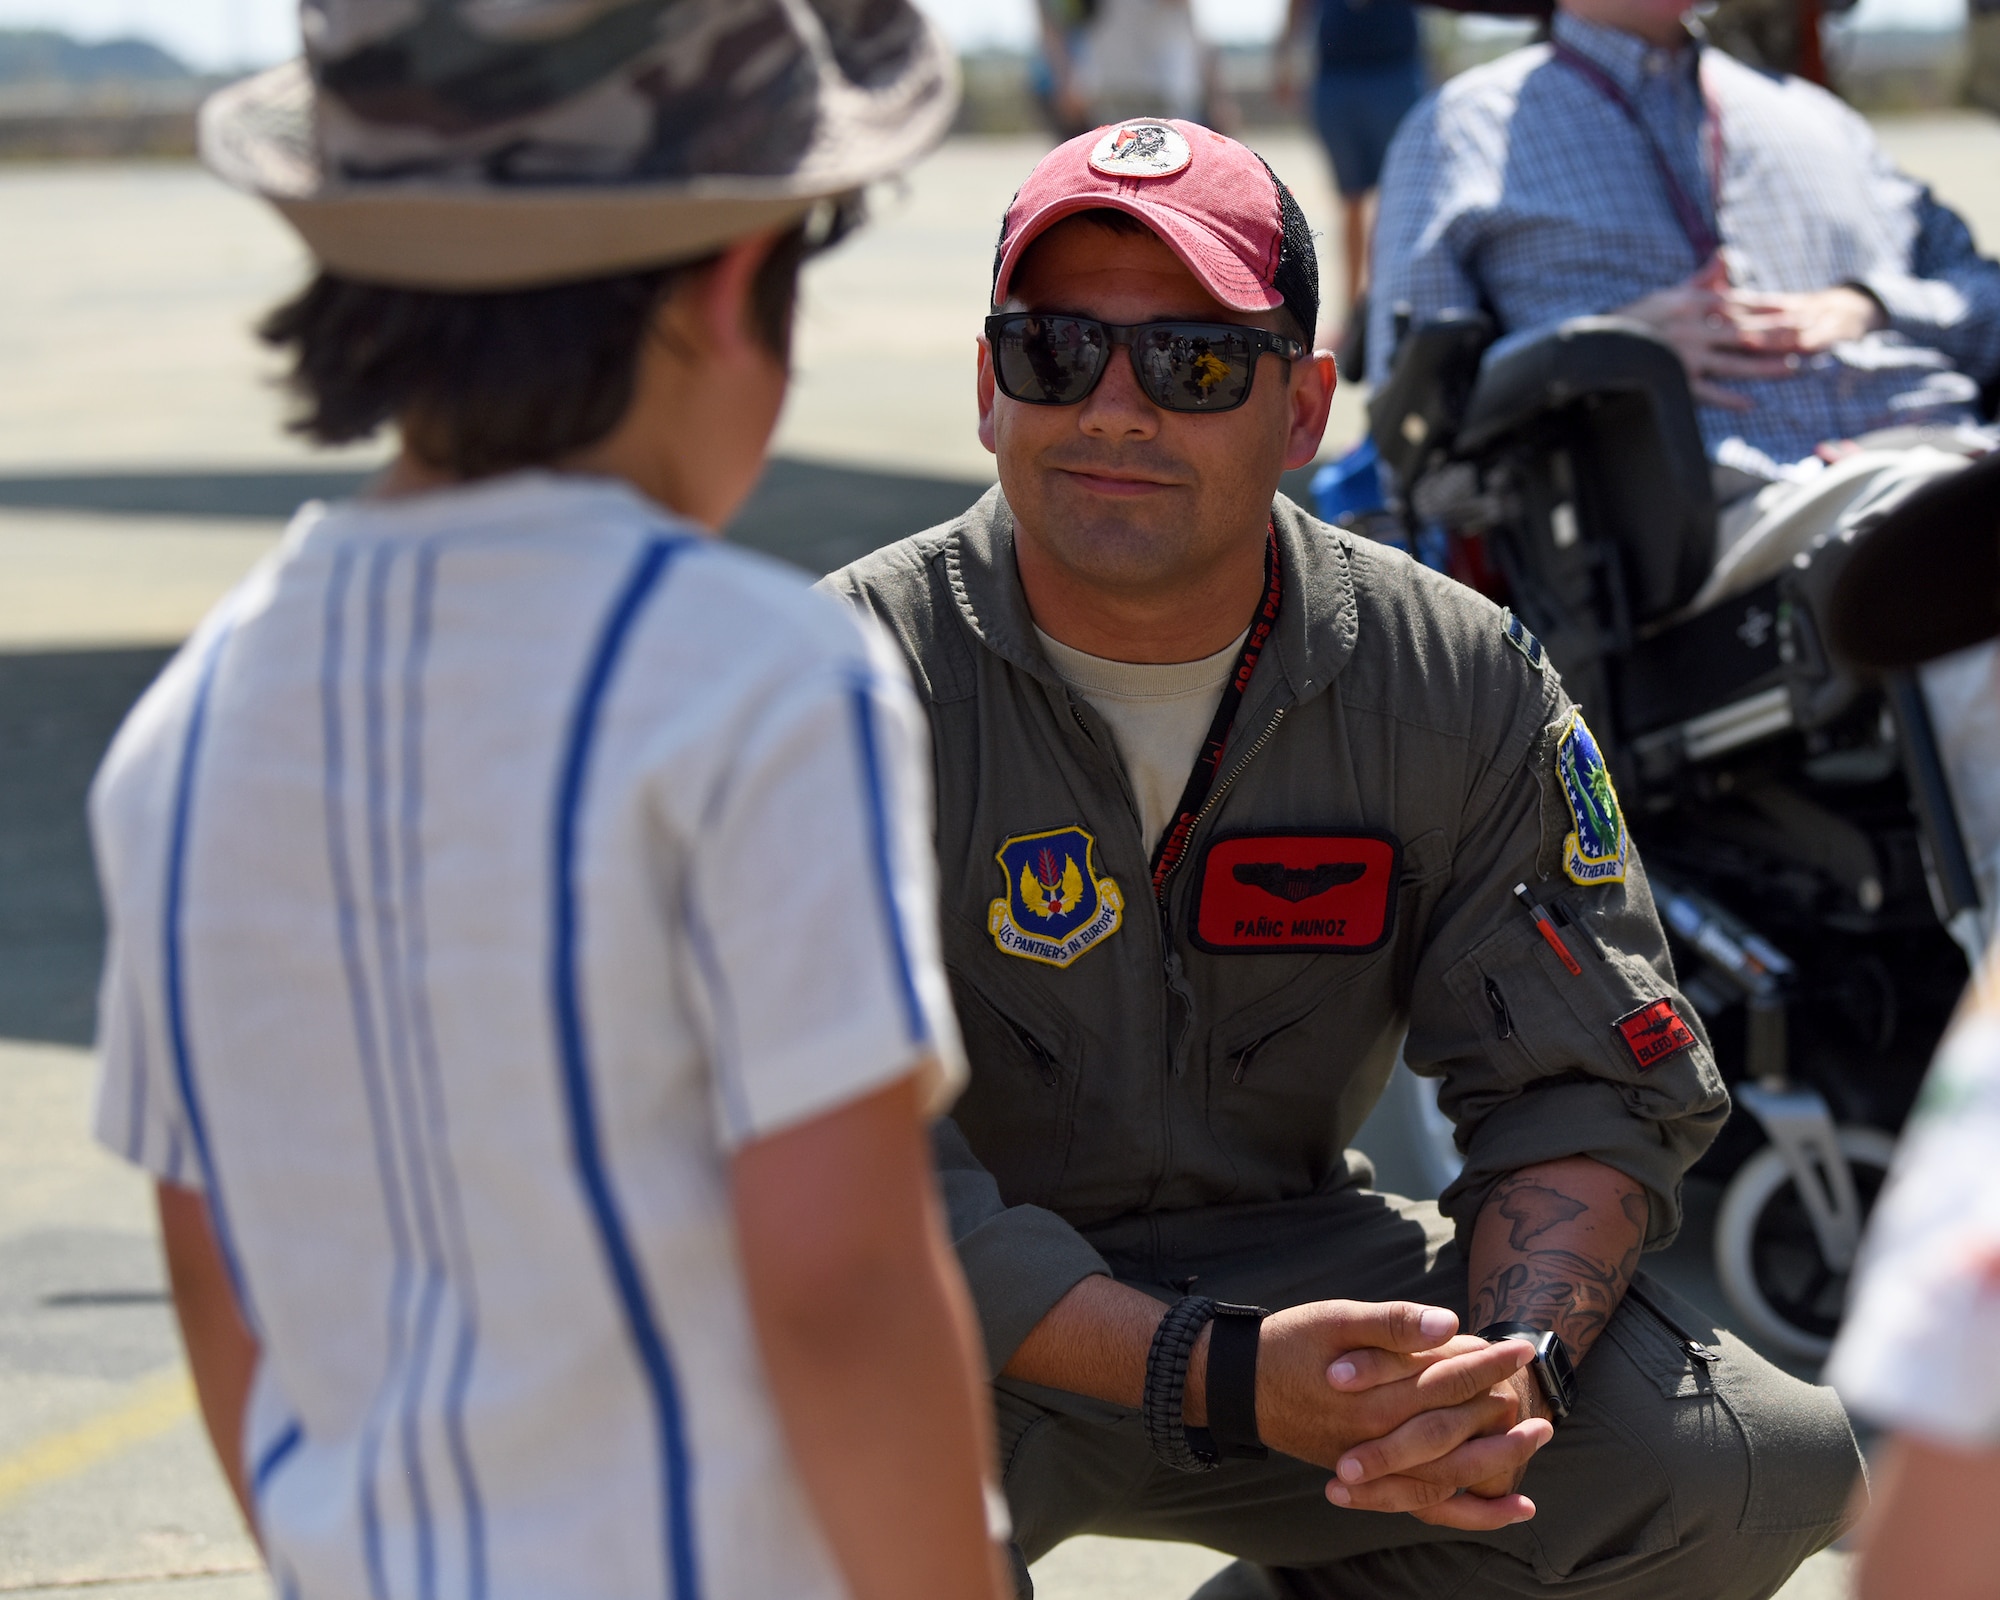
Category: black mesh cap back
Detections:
[{"x1": 1259, "y1": 156, "x2": 1320, "y2": 346}]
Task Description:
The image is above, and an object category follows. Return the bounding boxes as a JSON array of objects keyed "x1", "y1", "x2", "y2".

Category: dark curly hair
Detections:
[{"x1": 259, "y1": 208, "x2": 849, "y2": 480}]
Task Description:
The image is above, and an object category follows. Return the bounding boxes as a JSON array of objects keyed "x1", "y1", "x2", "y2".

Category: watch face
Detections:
[{"x1": 1538, "y1": 1334, "x2": 1577, "y2": 1415}]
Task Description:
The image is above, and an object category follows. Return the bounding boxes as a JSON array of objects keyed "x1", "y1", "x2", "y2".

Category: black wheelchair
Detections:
[{"x1": 1361, "y1": 309, "x2": 1990, "y2": 1358}]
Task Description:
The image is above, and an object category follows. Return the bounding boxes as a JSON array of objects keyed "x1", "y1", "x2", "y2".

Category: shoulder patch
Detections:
[
  {"x1": 989, "y1": 827, "x2": 1124, "y2": 968},
  {"x1": 1615, "y1": 1000, "x2": 1697, "y2": 1071},
  {"x1": 1555, "y1": 710, "x2": 1628, "y2": 886},
  {"x1": 1501, "y1": 608, "x2": 1546, "y2": 672}
]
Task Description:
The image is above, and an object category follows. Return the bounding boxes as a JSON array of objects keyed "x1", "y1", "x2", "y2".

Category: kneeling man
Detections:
[{"x1": 827, "y1": 120, "x2": 1860, "y2": 1599}]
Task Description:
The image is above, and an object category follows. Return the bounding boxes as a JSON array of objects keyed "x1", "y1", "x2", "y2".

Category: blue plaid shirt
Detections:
[{"x1": 1368, "y1": 13, "x2": 2000, "y2": 475}]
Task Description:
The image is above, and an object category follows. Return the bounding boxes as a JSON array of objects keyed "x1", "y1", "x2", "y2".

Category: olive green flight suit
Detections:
[{"x1": 823, "y1": 490, "x2": 1860, "y2": 1599}]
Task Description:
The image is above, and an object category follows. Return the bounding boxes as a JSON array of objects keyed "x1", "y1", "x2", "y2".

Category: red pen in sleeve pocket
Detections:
[{"x1": 1513, "y1": 882, "x2": 1582, "y2": 976}]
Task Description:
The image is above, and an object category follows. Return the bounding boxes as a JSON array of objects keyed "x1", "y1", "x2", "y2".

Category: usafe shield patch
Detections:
[
  {"x1": 1191, "y1": 831, "x2": 1401, "y2": 953},
  {"x1": 1616, "y1": 999, "x2": 1698, "y2": 1070},
  {"x1": 1556, "y1": 710, "x2": 1628, "y2": 886},
  {"x1": 989, "y1": 827, "x2": 1125, "y2": 968}
]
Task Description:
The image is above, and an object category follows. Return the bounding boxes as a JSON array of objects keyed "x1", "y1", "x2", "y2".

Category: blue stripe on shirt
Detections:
[
  {"x1": 847, "y1": 676, "x2": 928, "y2": 1046},
  {"x1": 320, "y1": 545, "x2": 418, "y2": 1600},
  {"x1": 161, "y1": 615, "x2": 256, "y2": 1323},
  {"x1": 400, "y1": 541, "x2": 489, "y2": 1600},
  {"x1": 550, "y1": 537, "x2": 701, "y2": 1600}
]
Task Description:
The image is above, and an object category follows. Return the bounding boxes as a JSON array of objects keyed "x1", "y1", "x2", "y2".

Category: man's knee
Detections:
[{"x1": 1567, "y1": 1284, "x2": 1862, "y2": 1594}]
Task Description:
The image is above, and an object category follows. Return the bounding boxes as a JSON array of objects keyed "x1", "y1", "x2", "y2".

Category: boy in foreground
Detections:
[{"x1": 88, "y1": 3, "x2": 1010, "y2": 1596}]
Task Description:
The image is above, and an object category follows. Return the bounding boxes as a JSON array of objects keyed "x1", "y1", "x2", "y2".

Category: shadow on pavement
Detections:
[{"x1": 0, "y1": 458, "x2": 1327, "y2": 1047}]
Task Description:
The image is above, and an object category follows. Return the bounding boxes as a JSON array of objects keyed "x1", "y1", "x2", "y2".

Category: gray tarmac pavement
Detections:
[{"x1": 10, "y1": 113, "x2": 1999, "y2": 1595}]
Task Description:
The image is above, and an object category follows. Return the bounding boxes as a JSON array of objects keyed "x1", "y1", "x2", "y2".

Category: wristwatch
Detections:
[{"x1": 1478, "y1": 1322, "x2": 1576, "y2": 1421}]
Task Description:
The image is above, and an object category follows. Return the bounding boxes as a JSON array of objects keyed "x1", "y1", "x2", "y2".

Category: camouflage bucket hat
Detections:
[{"x1": 201, "y1": 0, "x2": 959, "y2": 289}]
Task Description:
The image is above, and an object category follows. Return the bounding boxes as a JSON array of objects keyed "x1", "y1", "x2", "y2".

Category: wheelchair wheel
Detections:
[{"x1": 1712, "y1": 1125, "x2": 1896, "y2": 1363}]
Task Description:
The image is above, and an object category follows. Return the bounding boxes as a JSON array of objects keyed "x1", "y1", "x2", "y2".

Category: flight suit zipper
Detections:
[{"x1": 1152, "y1": 707, "x2": 1290, "y2": 909}]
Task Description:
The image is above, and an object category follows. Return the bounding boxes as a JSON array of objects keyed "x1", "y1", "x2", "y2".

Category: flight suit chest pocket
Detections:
[{"x1": 945, "y1": 968, "x2": 1083, "y2": 1208}]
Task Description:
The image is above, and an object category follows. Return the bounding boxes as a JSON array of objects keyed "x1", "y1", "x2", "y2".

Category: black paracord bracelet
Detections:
[{"x1": 1142, "y1": 1296, "x2": 1221, "y2": 1473}]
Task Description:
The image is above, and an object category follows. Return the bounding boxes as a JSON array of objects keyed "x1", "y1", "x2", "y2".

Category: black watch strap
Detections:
[
  {"x1": 1187, "y1": 1302, "x2": 1269, "y2": 1462},
  {"x1": 1143, "y1": 1296, "x2": 1221, "y2": 1473},
  {"x1": 1478, "y1": 1322, "x2": 1576, "y2": 1421}
]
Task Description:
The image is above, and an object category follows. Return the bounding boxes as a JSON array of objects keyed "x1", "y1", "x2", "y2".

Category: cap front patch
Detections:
[
  {"x1": 989, "y1": 826, "x2": 1124, "y2": 968},
  {"x1": 1615, "y1": 1000, "x2": 1697, "y2": 1070},
  {"x1": 1556, "y1": 710, "x2": 1627, "y2": 885},
  {"x1": 1088, "y1": 120, "x2": 1193, "y2": 180},
  {"x1": 1191, "y1": 831, "x2": 1400, "y2": 953}
]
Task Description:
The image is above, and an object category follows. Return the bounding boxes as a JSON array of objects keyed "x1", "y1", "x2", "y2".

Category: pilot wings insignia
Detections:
[{"x1": 1232, "y1": 860, "x2": 1365, "y2": 903}]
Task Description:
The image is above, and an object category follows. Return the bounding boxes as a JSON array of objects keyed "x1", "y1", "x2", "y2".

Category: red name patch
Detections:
[
  {"x1": 1615, "y1": 1000, "x2": 1697, "y2": 1070},
  {"x1": 1190, "y1": 831, "x2": 1400, "y2": 953}
]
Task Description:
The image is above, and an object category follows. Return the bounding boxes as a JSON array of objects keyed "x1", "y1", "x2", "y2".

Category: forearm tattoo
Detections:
[{"x1": 1470, "y1": 1176, "x2": 1647, "y2": 1360}]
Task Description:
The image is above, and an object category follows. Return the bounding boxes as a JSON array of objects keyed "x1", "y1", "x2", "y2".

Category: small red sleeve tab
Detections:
[{"x1": 1615, "y1": 1000, "x2": 1697, "y2": 1071}]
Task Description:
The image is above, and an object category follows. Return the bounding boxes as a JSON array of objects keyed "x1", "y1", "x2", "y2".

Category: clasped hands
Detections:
[
  {"x1": 1615, "y1": 257, "x2": 1887, "y2": 411},
  {"x1": 1193, "y1": 1299, "x2": 1555, "y2": 1530}
]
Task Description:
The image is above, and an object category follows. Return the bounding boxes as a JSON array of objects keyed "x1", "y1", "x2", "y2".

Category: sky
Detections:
[{"x1": 0, "y1": 0, "x2": 1964, "y2": 72}]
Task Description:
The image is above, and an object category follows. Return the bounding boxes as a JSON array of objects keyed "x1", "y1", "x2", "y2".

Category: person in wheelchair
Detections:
[
  {"x1": 1366, "y1": 0, "x2": 2000, "y2": 607},
  {"x1": 1353, "y1": 0, "x2": 2000, "y2": 1369}
]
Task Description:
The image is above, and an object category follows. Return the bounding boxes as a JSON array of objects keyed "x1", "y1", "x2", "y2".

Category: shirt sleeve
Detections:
[
  {"x1": 90, "y1": 898, "x2": 203, "y2": 1189},
  {"x1": 1367, "y1": 89, "x2": 1490, "y2": 390},
  {"x1": 1404, "y1": 682, "x2": 1730, "y2": 1248},
  {"x1": 680, "y1": 621, "x2": 967, "y2": 1151},
  {"x1": 1828, "y1": 1007, "x2": 2000, "y2": 1447},
  {"x1": 1843, "y1": 108, "x2": 2000, "y2": 385}
]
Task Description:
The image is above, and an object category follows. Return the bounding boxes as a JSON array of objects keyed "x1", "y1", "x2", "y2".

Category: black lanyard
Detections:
[
  {"x1": 1551, "y1": 41, "x2": 1724, "y2": 265},
  {"x1": 1148, "y1": 525, "x2": 1283, "y2": 904}
]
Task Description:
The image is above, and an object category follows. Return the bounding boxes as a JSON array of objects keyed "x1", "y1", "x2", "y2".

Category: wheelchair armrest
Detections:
[
  {"x1": 1367, "y1": 311, "x2": 1496, "y2": 483},
  {"x1": 1458, "y1": 317, "x2": 1695, "y2": 453}
]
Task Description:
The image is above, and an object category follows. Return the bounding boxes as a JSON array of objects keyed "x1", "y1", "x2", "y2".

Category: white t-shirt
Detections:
[
  {"x1": 1036, "y1": 626, "x2": 1246, "y2": 851},
  {"x1": 90, "y1": 473, "x2": 964, "y2": 1600},
  {"x1": 1828, "y1": 964, "x2": 2000, "y2": 1447}
]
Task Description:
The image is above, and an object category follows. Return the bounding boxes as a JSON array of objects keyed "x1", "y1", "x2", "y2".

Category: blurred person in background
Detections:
[
  {"x1": 1823, "y1": 456, "x2": 2000, "y2": 1600},
  {"x1": 1034, "y1": 0, "x2": 1099, "y2": 140},
  {"x1": 1369, "y1": 0, "x2": 2000, "y2": 611},
  {"x1": 1275, "y1": 0, "x2": 1428, "y2": 346},
  {"x1": 1062, "y1": 0, "x2": 1233, "y2": 129},
  {"x1": 91, "y1": 4, "x2": 1011, "y2": 1598}
]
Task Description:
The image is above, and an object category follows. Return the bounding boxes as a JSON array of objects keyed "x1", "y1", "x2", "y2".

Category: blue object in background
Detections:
[
  {"x1": 1312, "y1": 437, "x2": 1385, "y2": 524},
  {"x1": 1415, "y1": 523, "x2": 1452, "y2": 573}
]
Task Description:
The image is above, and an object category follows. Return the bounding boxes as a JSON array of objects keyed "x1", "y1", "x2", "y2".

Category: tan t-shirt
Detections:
[{"x1": 1035, "y1": 626, "x2": 1248, "y2": 850}]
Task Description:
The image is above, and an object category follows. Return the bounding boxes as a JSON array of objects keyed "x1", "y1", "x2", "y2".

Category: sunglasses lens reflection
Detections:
[
  {"x1": 995, "y1": 316, "x2": 1107, "y2": 405},
  {"x1": 1136, "y1": 327, "x2": 1256, "y2": 410}
]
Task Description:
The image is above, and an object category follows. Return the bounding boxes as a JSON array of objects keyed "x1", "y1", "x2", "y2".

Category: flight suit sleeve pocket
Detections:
[{"x1": 1441, "y1": 917, "x2": 1571, "y2": 1089}]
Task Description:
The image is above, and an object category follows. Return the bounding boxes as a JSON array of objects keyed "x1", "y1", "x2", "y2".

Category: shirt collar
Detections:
[{"x1": 1550, "y1": 10, "x2": 1699, "y2": 93}]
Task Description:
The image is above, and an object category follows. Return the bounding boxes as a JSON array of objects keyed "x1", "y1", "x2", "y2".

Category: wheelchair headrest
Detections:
[
  {"x1": 1367, "y1": 311, "x2": 1496, "y2": 484},
  {"x1": 1462, "y1": 318, "x2": 1717, "y2": 622}
]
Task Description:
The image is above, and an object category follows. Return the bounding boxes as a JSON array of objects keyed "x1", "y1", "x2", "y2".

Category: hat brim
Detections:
[
  {"x1": 200, "y1": 19, "x2": 958, "y2": 290},
  {"x1": 1826, "y1": 450, "x2": 2000, "y2": 670},
  {"x1": 992, "y1": 193, "x2": 1287, "y2": 317}
]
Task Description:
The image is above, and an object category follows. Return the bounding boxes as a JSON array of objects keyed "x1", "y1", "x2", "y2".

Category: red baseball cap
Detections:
[{"x1": 991, "y1": 118, "x2": 1304, "y2": 318}]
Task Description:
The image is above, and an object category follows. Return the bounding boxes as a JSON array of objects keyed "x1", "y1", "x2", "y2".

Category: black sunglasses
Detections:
[{"x1": 985, "y1": 313, "x2": 1305, "y2": 413}]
